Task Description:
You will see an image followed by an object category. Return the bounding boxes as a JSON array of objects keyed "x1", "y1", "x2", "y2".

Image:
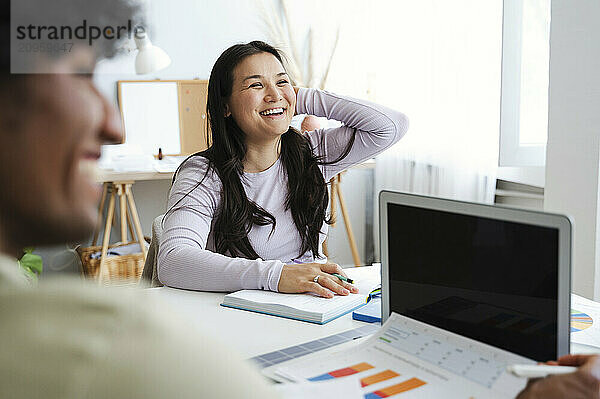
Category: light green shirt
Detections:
[{"x1": 0, "y1": 254, "x2": 280, "y2": 399}]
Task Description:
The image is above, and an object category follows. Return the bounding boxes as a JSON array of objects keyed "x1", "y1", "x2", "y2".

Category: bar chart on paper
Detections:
[
  {"x1": 274, "y1": 313, "x2": 530, "y2": 398},
  {"x1": 308, "y1": 362, "x2": 375, "y2": 381},
  {"x1": 285, "y1": 354, "x2": 433, "y2": 398},
  {"x1": 363, "y1": 377, "x2": 427, "y2": 399},
  {"x1": 307, "y1": 362, "x2": 428, "y2": 397}
]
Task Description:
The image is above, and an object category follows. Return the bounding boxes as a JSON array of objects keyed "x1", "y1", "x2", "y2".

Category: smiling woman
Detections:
[{"x1": 157, "y1": 41, "x2": 409, "y2": 298}]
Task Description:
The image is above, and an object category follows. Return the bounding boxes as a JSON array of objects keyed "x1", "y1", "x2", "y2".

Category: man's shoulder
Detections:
[
  {"x1": 0, "y1": 279, "x2": 168, "y2": 397},
  {"x1": 0, "y1": 278, "x2": 280, "y2": 399},
  {"x1": 0, "y1": 277, "x2": 170, "y2": 342}
]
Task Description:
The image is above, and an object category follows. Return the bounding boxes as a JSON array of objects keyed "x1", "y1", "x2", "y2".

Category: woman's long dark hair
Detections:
[{"x1": 167, "y1": 41, "x2": 355, "y2": 260}]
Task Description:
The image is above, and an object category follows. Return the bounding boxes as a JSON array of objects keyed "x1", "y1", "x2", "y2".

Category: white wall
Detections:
[
  {"x1": 94, "y1": 0, "x2": 269, "y2": 98},
  {"x1": 545, "y1": 0, "x2": 600, "y2": 298}
]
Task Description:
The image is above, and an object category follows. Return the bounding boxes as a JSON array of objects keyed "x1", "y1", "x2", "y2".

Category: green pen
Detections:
[{"x1": 331, "y1": 273, "x2": 354, "y2": 284}]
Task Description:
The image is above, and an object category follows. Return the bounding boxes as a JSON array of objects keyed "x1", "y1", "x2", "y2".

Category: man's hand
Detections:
[{"x1": 516, "y1": 355, "x2": 600, "y2": 399}]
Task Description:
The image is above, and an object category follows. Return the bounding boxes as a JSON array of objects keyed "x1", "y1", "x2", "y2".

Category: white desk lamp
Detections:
[{"x1": 133, "y1": 28, "x2": 171, "y2": 75}]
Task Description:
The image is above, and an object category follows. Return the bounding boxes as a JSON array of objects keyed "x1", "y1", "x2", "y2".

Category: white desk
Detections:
[
  {"x1": 150, "y1": 287, "x2": 367, "y2": 358},
  {"x1": 148, "y1": 287, "x2": 600, "y2": 360}
]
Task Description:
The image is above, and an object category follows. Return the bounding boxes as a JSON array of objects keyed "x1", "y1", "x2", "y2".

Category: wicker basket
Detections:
[{"x1": 77, "y1": 242, "x2": 145, "y2": 286}]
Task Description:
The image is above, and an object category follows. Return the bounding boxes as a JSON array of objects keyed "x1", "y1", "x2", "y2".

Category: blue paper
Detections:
[{"x1": 352, "y1": 297, "x2": 381, "y2": 323}]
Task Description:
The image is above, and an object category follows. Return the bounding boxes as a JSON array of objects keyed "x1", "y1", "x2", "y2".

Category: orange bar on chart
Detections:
[
  {"x1": 329, "y1": 362, "x2": 374, "y2": 377},
  {"x1": 361, "y1": 370, "x2": 400, "y2": 387},
  {"x1": 309, "y1": 362, "x2": 375, "y2": 381},
  {"x1": 373, "y1": 378, "x2": 427, "y2": 397},
  {"x1": 351, "y1": 363, "x2": 376, "y2": 372}
]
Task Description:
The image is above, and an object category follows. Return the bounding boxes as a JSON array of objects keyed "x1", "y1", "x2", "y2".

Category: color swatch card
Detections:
[
  {"x1": 571, "y1": 293, "x2": 600, "y2": 348},
  {"x1": 273, "y1": 313, "x2": 532, "y2": 398}
]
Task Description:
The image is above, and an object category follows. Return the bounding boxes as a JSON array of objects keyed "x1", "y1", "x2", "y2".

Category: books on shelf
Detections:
[{"x1": 221, "y1": 265, "x2": 381, "y2": 324}]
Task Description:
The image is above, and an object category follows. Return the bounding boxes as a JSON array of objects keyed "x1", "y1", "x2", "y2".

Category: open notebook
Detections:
[{"x1": 221, "y1": 265, "x2": 381, "y2": 324}]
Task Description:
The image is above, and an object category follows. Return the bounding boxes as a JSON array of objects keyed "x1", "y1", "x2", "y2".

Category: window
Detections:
[{"x1": 499, "y1": 0, "x2": 551, "y2": 167}]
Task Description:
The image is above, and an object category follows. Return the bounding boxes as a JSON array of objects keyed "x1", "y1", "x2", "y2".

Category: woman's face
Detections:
[{"x1": 226, "y1": 52, "x2": 295, "y2": 145}]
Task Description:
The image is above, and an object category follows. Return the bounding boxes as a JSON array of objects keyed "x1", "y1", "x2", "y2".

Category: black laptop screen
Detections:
[{"x1": 387, "y1": 202, "x2": 559, "y2": 361}]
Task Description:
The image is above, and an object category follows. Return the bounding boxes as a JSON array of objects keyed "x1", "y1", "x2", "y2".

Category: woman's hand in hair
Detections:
[{"x1": 278, "y1": 262, "x2": 359, "y2": 298}]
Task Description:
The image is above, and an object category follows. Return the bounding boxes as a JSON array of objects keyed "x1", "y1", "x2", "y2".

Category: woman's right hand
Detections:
[{"x1": 278, "y1": 262, "x2": 359, "y2": 298}]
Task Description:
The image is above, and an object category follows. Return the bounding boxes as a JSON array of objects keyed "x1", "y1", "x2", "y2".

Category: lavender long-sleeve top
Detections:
[{"x1": 157, "y1": 88, "x2": 408, "y2": 291}]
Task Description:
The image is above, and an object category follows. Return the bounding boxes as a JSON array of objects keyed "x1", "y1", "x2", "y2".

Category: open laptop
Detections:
[
  {"x1": 262, "y1": 192, "x2": 572, "y2": 397},
  {"x1": 379, "y1": 190, "x2": 572, "y2": 362}
]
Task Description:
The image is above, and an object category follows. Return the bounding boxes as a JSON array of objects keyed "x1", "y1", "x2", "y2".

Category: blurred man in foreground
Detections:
[{"x1": 0, "y1": 1, "x2": 278, "y2": 398}]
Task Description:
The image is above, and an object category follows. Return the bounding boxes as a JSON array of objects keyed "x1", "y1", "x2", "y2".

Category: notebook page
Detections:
[
  {"x1": 344, "y1": 265, "x2": 381, "y2": 294},
  {"x1": 227, "y1": 290, "x2": 365, "y2": 313}
]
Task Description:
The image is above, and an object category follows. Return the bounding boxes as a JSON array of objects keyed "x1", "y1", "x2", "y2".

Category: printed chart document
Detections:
[
  {"x1": 571, "y1": 293, "x2": 600, "y2": 348},
  {"x1": 274, "y1": 379, "x2": 362, "y2": 399},
  {"x1": 272, "y1": 313, "x2": 532, "y2": 398},
  {"x1": 221, "y1": 265, "x2": 381, "y2": 324}
]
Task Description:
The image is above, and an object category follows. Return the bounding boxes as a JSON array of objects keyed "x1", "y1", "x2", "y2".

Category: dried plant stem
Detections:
[
  {"x1": 319, "y1": 27, "x2": 340, "y2": 90},
  {"x1": 258, "y1": 0, "x2": 339, "y2": 90}
]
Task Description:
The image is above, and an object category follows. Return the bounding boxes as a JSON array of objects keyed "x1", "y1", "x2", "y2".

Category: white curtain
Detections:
[
  {"x1": 362, "y1": 1, "x2": 504, "y2": 258},
  {"x1": 324, "y1": 0, "x2": 502, "y2": 202},
  {"x1": 370, "y1": 0, "x2": 503, "y2": 199}
]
